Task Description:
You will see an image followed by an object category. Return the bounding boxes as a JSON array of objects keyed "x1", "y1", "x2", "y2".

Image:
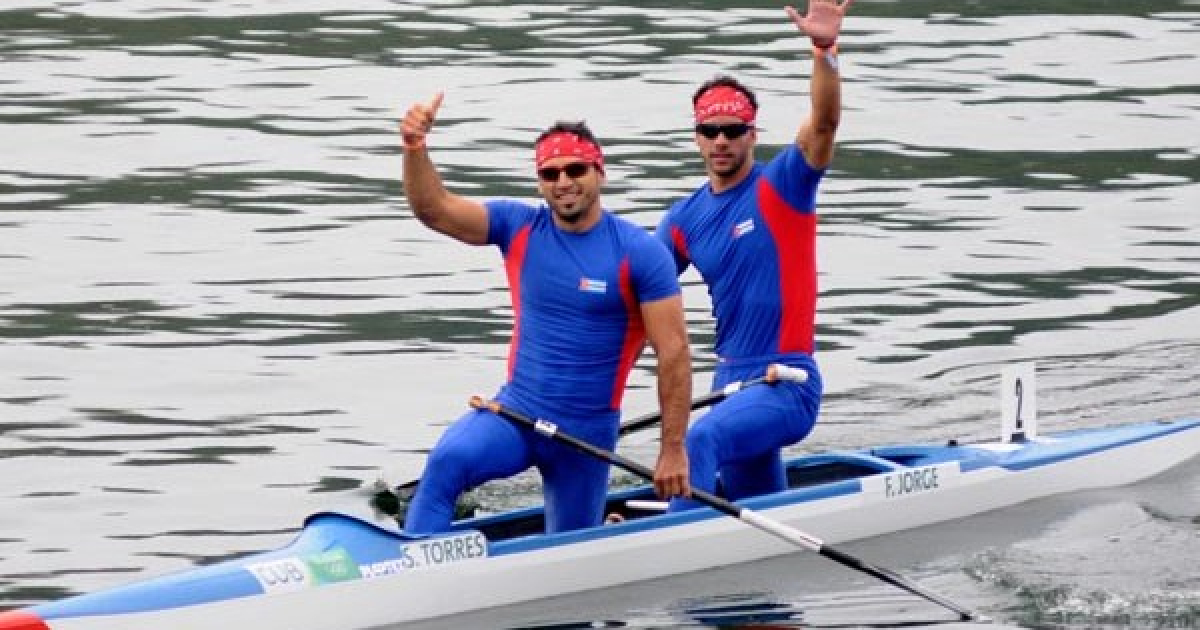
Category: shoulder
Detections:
[
  {"x1": 661, "y1": 184, "x2": 712, "y2": 224},
  {"x1": 765, "y1": 145, "x2": 823, "y2": 176},
  {"x1": 610, "y1": 219, "x2": 675, "y2": 270},
  {"x1": 678, "y1": 184, "x2": 712, "y2": 209},
  {"x1": 486, "y1": 198, "x2": 546, "y2": 228},
  {"x1": 486, "y1": 199, "x2": 546, "y2": 244},
  {"x1": 604, "y1": 211, "x2": 646, "y2": 232},
  {"x1": 486, "y1": 198, "x2": 542, "y2": 216},
  {"x1": 604, "y1": 213, "x2": 658, "y2": 245}
]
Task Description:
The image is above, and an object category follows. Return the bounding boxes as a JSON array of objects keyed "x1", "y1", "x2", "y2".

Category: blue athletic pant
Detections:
[
  {"x1": 404, "y1": 407, "x2": 618, "y2": 535},
  {"x1": 670, "y1": 359, "x2": 822, "y2": 511}
]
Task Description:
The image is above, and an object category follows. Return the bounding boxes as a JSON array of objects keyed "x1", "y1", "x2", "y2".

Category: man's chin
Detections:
[
  {"x1": 554, "y1": 205, "x2": 584, "y2": 224},
  {"x1": 708, "y1": 158, "x2": 737, "y2": 175}
]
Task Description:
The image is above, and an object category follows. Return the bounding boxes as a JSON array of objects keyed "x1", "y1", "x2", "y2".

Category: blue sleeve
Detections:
[
  {"x1": 654, "y1": 207, "x2": 691, "y2": 275},
  {"x1": 631, "y1": 232, "x2": 682, "y2": 303},
  {"x1": 763, "y1": 145, "x2": 825, "y2": 214},
  {"x1": 485, "y1": 199, "x2": 539, "y2": 251}
]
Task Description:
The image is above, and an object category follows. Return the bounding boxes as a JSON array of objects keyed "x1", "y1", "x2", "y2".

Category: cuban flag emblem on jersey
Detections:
[
  {"x1": 579, "y1": 278, "x2": 607, "y2": 294},
  {"x1": 733, "y1": 218, "x2": 755, "y2": 238}
]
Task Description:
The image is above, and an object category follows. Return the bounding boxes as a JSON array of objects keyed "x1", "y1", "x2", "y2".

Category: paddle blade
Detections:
[
  {"x1": 367, "y1": 479, "x2": 480, "y2": 526},
  {"x1": 368, "y1": 479, "x2": 415, "y2": 520}
]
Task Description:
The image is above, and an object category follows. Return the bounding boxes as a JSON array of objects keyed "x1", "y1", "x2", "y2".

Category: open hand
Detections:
[{"x1": 786, "y1": 0, "x2": 852, "y2": 49}]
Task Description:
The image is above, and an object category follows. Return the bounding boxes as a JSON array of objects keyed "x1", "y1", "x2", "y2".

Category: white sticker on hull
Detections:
[
  {"x1": 248, "y1": 557, "x2": 316, "y2": 593},
  {"x1": 360, "y1": 530, "x2": 488, "y2": 578},
  {"x1": 247, "y1": 548, "x2": 362, "y2": 593},
  {"x1": 863, "y1": 463, "x2": 960, "y2": 500}
]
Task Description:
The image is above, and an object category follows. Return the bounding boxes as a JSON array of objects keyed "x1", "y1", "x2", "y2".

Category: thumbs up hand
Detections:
[{"x1": 400, "y1": 92, "x2": 445, "y2": 151}]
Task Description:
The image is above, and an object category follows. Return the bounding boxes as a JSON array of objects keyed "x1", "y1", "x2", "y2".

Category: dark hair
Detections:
[
  {"x1": 692, "y1": 75, "x2": 758, "y2": 111},
  {"x1": 535, "y1": 121, "x2": 601, "y2": 148}
]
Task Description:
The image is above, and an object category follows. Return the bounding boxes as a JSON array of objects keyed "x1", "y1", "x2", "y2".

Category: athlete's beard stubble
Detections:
[
  {"x1": 548, "y1": 186, "x2": 598, "y2": 226},
  {"x1": 552, "y1": 202, "x2": 584, "y2": 224},
  {"x1": 707, "y1": 151, "x2": 747, "y2": 180}
]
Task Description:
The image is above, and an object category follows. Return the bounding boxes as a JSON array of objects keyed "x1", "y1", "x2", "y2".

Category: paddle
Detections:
[
  {"x1": 470, "y1": 373, "x2": 980, "y2": 622},
  {"x1": 370, "y1": 366, "x2": 807, "y2": 522},
  {"x1": 617, "y1": 366, "x2": 805, "y2": 436}
]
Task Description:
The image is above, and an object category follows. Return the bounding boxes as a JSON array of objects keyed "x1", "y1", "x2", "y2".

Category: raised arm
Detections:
[
  {"x1": 401, "y1": 92, "x2": 489, "y2": 245},
  {"x1": 640, "y1": 294, "x2": 692, "y2": 499},
  {"x1": 787, "y1": 0, "x2": 852, "y2": 169}
]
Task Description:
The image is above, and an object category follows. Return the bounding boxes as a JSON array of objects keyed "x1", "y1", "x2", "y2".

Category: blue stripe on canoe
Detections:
[{"x1": 998, "y1": 417, "x2": 1200, "y2": 471}]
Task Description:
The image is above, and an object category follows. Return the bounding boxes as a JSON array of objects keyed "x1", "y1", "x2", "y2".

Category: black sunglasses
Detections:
[
  {"x1": 537, "y1": 162, "x2": 592, "y2": 182},
  {"x1": 694, "y1": 123, "x2": 753, "y2": 140}
]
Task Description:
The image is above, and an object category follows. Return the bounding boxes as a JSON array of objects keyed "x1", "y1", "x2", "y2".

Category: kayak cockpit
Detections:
[
  {"x1": 784, "y1": 451, "x2": 901, "y2": 489},
  {"x1": 456, "y1": 450, "x2": 917, "y2": 542}
]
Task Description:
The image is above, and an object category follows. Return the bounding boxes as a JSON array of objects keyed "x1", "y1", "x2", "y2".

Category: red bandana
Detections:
[
  {"x1": 694, "y1": 86, "x2": 756, "y2": 124},
  {"x1": 534, "y1": 132, "x2": 605, "y2": 172}
]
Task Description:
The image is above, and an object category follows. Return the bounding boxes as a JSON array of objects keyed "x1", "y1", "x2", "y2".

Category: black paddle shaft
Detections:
[
  {"x1": 619, "y1": 363, "x2": 808, "y2": 436},
  {"x1": 472, "y1": 396, "x2": 980, "y2": 623}
]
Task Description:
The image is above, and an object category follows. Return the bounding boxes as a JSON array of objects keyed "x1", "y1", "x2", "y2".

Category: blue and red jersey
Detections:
[
  {"x1": 656, "y1": 146, "x2": 823, "y2": 361},
  {"x1": 486, "y1": 200, "x2": 680, "y2": 421}
]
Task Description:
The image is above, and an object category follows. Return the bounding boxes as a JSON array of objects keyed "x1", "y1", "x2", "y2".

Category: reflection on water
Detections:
[{"x1": 1, "y1": 1, "x2": 1198, "y2": 627}]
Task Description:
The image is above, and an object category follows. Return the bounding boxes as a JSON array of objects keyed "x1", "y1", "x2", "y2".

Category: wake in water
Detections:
[{"x1": 965, "y1": 498, "x2": 1200, "y2": 629}]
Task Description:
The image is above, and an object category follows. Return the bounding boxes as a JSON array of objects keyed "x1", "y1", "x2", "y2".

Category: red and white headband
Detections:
[
  {"x1": 534, "y1": 132, "x2": 605, "y2": 171},
  {"x1": 694, "y1": 86, "x2": 757, "y2": 124}
]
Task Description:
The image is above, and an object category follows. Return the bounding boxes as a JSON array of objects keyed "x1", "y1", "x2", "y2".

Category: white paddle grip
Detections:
[
  {"x1": 769, "y1": 364, "x2": 809, "y2": 384},
  {"x1": 625, "y1": 499, "x2": 669, "y2": 512}
]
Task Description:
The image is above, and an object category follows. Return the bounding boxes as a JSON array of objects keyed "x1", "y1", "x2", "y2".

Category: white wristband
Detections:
[{"x1": 814, "y1": 45, "x2": 839, "y2": 72}]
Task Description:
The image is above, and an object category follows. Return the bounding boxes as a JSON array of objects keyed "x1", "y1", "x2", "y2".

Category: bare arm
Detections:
[
  {"x1": 787, "y1": 0, "x2": 852, "y2": 169},
  {"x1": 640, "y1": 294, "x2": 692, "y2": 499},
  {"x1": 401, "y1": 92, "x2": 489, "y2": 245}
]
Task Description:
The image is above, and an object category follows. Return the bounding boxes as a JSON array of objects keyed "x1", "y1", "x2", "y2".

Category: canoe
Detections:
[{"x1": 2, "y1": 416, "x2": 1198, "y2": 630}]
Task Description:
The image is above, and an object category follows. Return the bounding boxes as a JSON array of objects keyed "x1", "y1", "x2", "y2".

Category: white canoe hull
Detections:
[{"x1": 6, "y1": 418, "x2": 1198, "y2": 630}]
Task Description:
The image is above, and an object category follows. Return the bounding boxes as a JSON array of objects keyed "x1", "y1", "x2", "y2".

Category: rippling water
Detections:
[{"x1": 2, "y1": 1, "x2": 1198, "y2": 628}]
